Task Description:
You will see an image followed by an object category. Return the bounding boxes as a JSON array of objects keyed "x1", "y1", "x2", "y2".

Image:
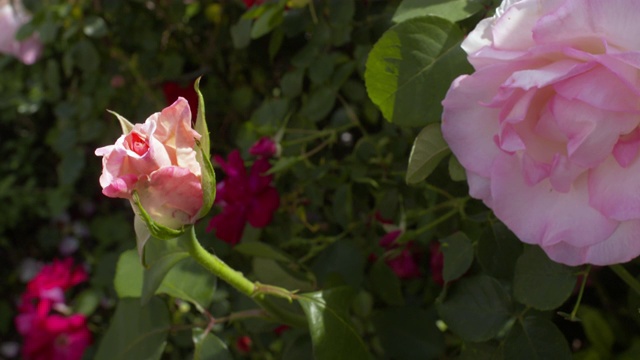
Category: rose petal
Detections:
[
  {"x1": 490, "y1": 153, "x2": 617, "y2": 248},
  {"x1": 589, "y1": 156, "x2": 640, "y2": 221},
  {"x1": 543, "y1": 220, "x2": 640, "y2": 265}
]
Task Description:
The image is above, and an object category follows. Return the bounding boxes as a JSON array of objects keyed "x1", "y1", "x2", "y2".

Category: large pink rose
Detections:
[
  {"x1": 0, "y1": 0, "x2": 42, "y2": 65},
  {"x1": 442, "y1": 0, "x2": 640, "y2": 265},
  {"x1": 95, "y1": 97, "x2": 204, "y2": 229}
]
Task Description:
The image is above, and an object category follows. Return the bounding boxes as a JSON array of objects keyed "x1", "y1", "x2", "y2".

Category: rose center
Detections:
[{"x1": 130, "y1": 132, "x2": 149, "y2": 156}]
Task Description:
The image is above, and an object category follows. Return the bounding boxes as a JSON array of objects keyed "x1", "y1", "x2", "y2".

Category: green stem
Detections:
[
  {"x1": 180, "y1": 227, "x2": 307, "y2": 328},
  {"x1": 181, "y1": 227, "x2": 255, "y2": 296},
  {"x1": 611, "y1": 264, "x2": 640, "y2": 296},
  {"x1": 569, "y1": 265, "x2": 591, "y2": 321}
]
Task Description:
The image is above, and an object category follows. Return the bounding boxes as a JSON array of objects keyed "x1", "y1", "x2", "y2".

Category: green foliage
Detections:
[
  {"x1": 440, "y1": 231, "x2": 474, "y2": 282},
  {"x1": 437, "y1": 275, "x2": 512, "y2": 342},
  {"x1": 365, "y1": 15, "x2": 471, "y2": 127},
  {"x1": 298, "y1": 288, "x2": 370, "y2": 360},
  {"x1": 192, "y1": 329, "x2": 233, "y2": 360},
  {"x1": 94, "y1": 297, "x2": 170, "y2": 360},
  {"x1": 406, "y1": 123, "x2": 451, "y2": 184},
  {"x1": 513, "y1": 246, "x2": 577, "y2": 310}
]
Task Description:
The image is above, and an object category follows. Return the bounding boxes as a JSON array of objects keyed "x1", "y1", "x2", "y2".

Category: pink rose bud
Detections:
[
  {"x1": 442, "y1": 0, "x2": 640, "y2": 265},
  {"x1": 0, "y1": 0, "x2": 42, "y2": 65},
  {"x1": 96, "y1": 84, "x2": 215, "y2": 251}
]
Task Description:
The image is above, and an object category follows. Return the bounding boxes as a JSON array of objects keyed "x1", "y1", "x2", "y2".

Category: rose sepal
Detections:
[
  {"x1": 106, "y1": 109, "x2": 134, "y2": 135},
  {"x1": 193, "y1": 77, "x2": 216, "y2": 219},
  {"x1": 131, "y1": 191, "x2": 186, "y2": 241},
  {"x1": 193, "y1": 77, "x2": 210, "y2": 158},
  {"x1": 195, "y1": 142, "x2": 216, "y2": 220}
]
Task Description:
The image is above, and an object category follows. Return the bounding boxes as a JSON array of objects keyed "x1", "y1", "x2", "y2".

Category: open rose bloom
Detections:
[
  {"x1": 96, "y1": 97, "x2": 210, "y2": 240},
  {"x1": 442, "y1": 0, "x2": 640, "y2": 265}
]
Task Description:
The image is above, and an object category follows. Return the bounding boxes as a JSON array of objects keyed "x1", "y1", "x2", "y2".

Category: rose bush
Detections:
[
  {"x1": 95, "y1": 97, "x2": 204, "y2": 230},
  {"x1": 442, "y1": 0, "x2": 640, "y2": 265},
  {"x1": 0, "y1": 0, "x2": 41, "y2": 64}
]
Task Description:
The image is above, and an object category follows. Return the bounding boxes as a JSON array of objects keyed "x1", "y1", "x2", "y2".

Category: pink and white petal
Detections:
[
  {"x1": 612, "y1": 128, "x2": 640, "y2": 168},
  {"x1": 442, "y1": 67, "x2": 516, "y2": 177},
  {"x1": 137, "y1": 166, "x2": 203, "y2": 228},
  {"x1": 490, "y1": 0, "x2": 539, "y2": 51},
  {"x1": 551, "y1": 96, "x2": 638, "y2": 167},
  {"x1": 521, "y1": 153, "x2": 551, "y2": 186},
  {"x1": 102, "y1": 174, "x2": 138, "y2": 198},
  {"x1": 155, "y1": 97, "x2": 201, "y2": 174},
  {"x1": 491, "y1": 153, "x2": 617, "y2": 248},
  {"x1": 466, "y1": 171, "x2": 493, "y2": 205},
  {"x1": 502, "y1": 60, "x2": 594, "y2": 91},
  {"x1": 534, "y1": 0, "x2": 640, "y2": 52},
  {"x1": 543, "y1": 220, "x2": 640, "y2": 265},
  {"x1": 589, "y1": 156, "x2": 640, "y2": 221},
  {"x1": 548, "y1": 154, "x2": 585, "y2": 193},
  {"x1": 553, "y1": 66, "x2": 640, "y2": 112}
]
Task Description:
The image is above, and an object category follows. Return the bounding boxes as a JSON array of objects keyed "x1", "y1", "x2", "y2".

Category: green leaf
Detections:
[
  {"x1": 393, "y1": 0, "x2": 484, "y2": 23},
  {"x1": 369, "y1": 259, "x2": 404, "y2": 306},
  {"x1": 300, "y1": 86, "x2": 337, "y2": 122},
  {"x1": 365, "y1": 16, "x2": 471, "y2": 127},
  {"x1": 94, "y1": 297, "x2": 170, "y2": 360},
  {"x1": 504, "y1": 317, "x2": 571, "y2": 360},
  {"x1": 332, "y1": 184, "x2": 352, "y2": 229},
  {"x1": 298, "y1": 288, "x2": 370, "y2": 360},
  {"x1": 458, "y1": 342, "x2": 504, "y2": 360},
  {"x1": 253, "y1": 258, "x2": 315, "y2": 292},
  {"x1": 513, "y1": 246, "x2": 577, "y2": 310},
  {"x1": 312, "y1": 241, "x2": 365, "y2": 288},
  {"x1": 114, "y1": 249, "x2": 144, "y2": 298},
  {"x1": 406, "y1": 123, "x2": 451, "y2": 184},
  {"x1": 281, "y1": 68, "x2": 305, "y2": 98},
  {"x1": 440, "y1": 232, "x2": 474, "y2": 283},
  {"x1": 234, "y1": 241, "x2": 294, "y2": 263},
  {"x1": 251, "y1": 5, "x2": 285, "y2": 39},
  {"x1": 477, "y1": 221, "x2": 523, "y2": 280},
  {"x1": 141, "y1": 251, "x2": 190, "y2": 305},
  {"x1": 72, "y1": 288, "x2": 101, "y2": 316},
  {"x1": 158, "y1": 257, "x2": 217, "y2": 310},
  {"x1": 192, "y1": 329, "x2": 233, "y2": 360},
  {"x1": 372, "y1": 307, "x2": 444, "y2": 360},
  {"x1": 231, "y1": 18, "x2": 253, "y2": 49},
  {"x1": 448, "y1": 155, "x2": 466, "y2": 181},
  {"x1": 578, "y1": 305, "x2": 615, "y2": 357},
  {"x1": 437, "y1": 275, "x2": 512, "y2": 342}
]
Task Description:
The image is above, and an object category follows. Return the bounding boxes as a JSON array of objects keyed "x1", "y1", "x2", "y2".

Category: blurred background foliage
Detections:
[{"x1": 3, "y1": 0, "x2": 640, "y2": 359}]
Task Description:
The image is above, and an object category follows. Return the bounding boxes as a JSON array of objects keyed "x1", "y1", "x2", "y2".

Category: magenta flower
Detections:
[
  {"x1": 249, "y1": 137, "x2": 278, "y2": 158},
  {"x1": 378, "y1": 230, "x2": 421, "y2": 279},
  {"x1": 17, "y1": 302, "x2": 92, "y2": 360},
  {"x1": 207, "y1": 150, "x2": 280, "y2": 245},
  {"x1": 15, "y1": 259, "x2": 91, "y2": 360},
  {"x1": 22, "y1": 258, "x2": 88, "y2": 304}
]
